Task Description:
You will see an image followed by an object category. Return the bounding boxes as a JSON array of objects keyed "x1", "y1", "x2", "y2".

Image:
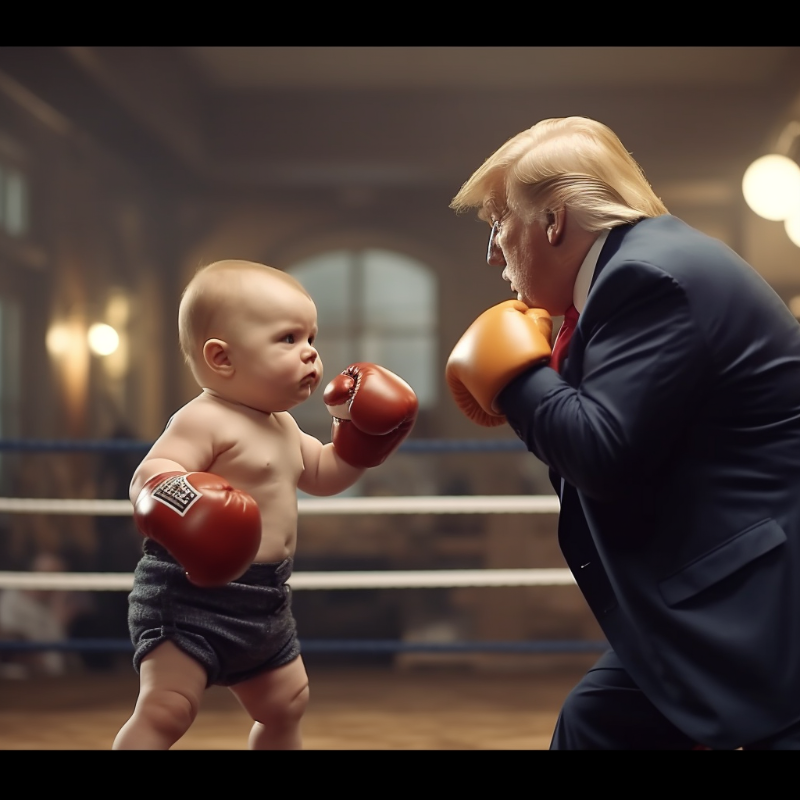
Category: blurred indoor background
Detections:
[{"x1": 0, "y1": 46, "x2": 798, "y2": 669}]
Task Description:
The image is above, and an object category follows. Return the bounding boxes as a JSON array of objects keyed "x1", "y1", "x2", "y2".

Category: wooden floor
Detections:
[{"x1": 0, "y1": 653, "x2": 596, "y2": 750}]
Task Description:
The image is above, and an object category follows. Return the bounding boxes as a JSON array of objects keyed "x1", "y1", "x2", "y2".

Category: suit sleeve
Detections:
[{"x1": 499, "y1": 261, "x2": 710, "y2": 501}]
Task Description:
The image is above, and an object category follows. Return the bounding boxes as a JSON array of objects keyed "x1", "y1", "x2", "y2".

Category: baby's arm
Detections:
[
  {"x1": 297, "y1": 430, "x2": 366, "y2": 496},
  {"x1": 129, "y1": 401, "x2": 260, "y2": 587},
  {"x1": 129, "y1": 403, "x2": 218, "y2": 503}
]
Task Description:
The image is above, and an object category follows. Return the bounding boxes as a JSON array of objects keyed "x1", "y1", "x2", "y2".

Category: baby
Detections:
[{"x1": 112, "y1": 259, "x2": 417, "y2": 750}]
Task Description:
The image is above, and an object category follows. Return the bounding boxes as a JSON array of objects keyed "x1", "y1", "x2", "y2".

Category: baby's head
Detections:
[{"x1": 178, "y1": 260, "x2": 322, "y2": 412}]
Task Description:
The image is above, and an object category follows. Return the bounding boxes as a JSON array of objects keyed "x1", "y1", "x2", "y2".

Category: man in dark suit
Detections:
[{"x1": 445, "y1": 116, "x2": 800, "y2": 750}]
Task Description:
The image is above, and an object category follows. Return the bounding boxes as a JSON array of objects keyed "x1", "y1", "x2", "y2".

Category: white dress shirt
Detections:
[{"x1": 573, "y1": 229, "x2": 609, "y2": 313}]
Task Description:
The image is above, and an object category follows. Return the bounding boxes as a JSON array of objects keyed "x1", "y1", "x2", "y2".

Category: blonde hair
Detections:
[
  {"x1": 178, "y1": 259, "x2": 310, "y2": 376},
  {"x1": 450, "y1": 116, "x2": 668, "y2": 231}
]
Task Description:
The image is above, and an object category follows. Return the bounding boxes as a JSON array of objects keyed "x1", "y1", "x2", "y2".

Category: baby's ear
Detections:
[{"x1": 203, "y1": 338, "x2": 234, "y2": 377}]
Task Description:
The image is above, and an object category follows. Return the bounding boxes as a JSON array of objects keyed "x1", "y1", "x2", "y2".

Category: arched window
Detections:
[
  {"x1": 288, "y1": 247, "x2": 437, "y2": 434},
  {"x1": 0, "y1": 294, "x2": 21, "y2": 494},
  {"x1": 0, "y1": 150, "x2": 28, "y2": 494}
]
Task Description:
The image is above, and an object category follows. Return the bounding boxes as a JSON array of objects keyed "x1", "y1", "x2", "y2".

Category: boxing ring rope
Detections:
[
  {"x1": 0, "y1": 439, "x2": 608, "y2": 656},
  {"x1": 0, "y1": 493, "x2": 561, "y2": 517}
]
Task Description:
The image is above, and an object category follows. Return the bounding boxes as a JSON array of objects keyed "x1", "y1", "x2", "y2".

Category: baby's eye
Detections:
[
  {"x1": 308, "y1": 335, "x2": 316, "y2": 346},
  {"x1": 281, "y1": 333, "x2": 295, "y2": 344}
]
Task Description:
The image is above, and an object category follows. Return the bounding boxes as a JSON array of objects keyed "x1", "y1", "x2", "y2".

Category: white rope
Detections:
[
  {"x1": 0, "y1": 568, "x2": 575, "y2": 591},
  {"x1": 0, "y1": 493, "x2": 569, "y2": 591},
  {"x1": 0, "y1": 498, "x2": 133, "y2": 515},
  {"x1": 0, "y1": 495, "x2": 560, "y2": 516}
]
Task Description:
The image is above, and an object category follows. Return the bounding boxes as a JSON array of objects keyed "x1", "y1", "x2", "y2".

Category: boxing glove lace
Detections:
[{"x1": 324, "y1": 362, "x2": 418, "y2": 468}]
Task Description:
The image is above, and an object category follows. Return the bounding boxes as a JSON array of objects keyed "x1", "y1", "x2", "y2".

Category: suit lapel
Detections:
[
  {"x1": 590, "y1": 221, "x2": 634, "y2": 290},
  {"x1": 561, "y1": 222, "x2": 639, "y2": 380}
]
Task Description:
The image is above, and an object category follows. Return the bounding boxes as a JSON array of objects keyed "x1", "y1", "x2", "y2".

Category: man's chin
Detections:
[{"x1": 517, "y1": 292, "x2": 536, "y2": 308}]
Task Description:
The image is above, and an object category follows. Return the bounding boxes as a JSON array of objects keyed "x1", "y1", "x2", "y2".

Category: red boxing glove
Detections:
[
  {"x1": 323, "y1": 362, "x2": 419, "y2": 468},
  {"x1": 133, "y1": 471, "x2": 261, "y2": 588}
]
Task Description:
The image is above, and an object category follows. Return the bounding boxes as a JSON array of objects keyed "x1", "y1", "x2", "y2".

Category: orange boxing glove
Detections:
[
  {"x1": 445, "y1": 300, "x2": 553, "y2": 427},
  {"x1": 133, "y1": 471, "x2": 262, "y2": 588},
  {"x1": 324, "y1": 362, "x2": 419, "y2": 468}
]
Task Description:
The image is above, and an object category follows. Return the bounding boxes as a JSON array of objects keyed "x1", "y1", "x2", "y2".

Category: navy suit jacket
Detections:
[{"x1": 498, "y1": 214, "x2": 800, "y2": 749}]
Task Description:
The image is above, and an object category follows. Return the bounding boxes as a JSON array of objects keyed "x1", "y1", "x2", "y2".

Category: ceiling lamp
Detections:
[
  {"x1": 786, "y1": 213, "x2": 800, "y2": 249},
  {"x1": 742, "y1": 153, "x2": 800, "y2": 221},
  {"x1": 742, "y1": 121, "x2": 800, "y2": 230},
  {"x1": 87, "y1": 322, "x2": 120, "y2": 356}
]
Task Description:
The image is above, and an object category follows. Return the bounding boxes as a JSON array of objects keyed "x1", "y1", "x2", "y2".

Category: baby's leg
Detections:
[
  {"x1": 228, "y1": 655, "x2": 310, "y2": 750},
  {"x1": 112, "y1": 641, "x2": 208, "y2": 750}
]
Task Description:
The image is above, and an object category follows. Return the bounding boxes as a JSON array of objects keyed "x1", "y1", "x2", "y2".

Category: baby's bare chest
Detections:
[{"x1": 210, "y1": 416, "x2": 303, "y2": 491}]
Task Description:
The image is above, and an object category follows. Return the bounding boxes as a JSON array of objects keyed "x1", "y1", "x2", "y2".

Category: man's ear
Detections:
[
  {"x1": 202, "y1": 338, "x2": 234, "y2": 377},
  {"x1": 546, "y1": 207, "x2": 566, "y2": 245}
]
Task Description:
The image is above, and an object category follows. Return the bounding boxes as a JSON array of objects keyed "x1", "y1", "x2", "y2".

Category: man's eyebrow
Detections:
[
  {"x1": 478, "y1": 203, "x2": 498, "y2": 223},
  {"x1": 481, "y1": 194, "x2": 508, "y2": 218}
]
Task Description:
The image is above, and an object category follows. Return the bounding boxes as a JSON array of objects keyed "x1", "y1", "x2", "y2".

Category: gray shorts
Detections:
[{"x1": 128, "y1": 539, "x2": 301, "y2": 687}]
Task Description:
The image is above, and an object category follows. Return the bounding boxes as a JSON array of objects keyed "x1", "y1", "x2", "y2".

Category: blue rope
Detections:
[
  {"x1": 0, "y1": 638, "x2": 606, "y2": 654},
  {"x1": 300, "y1": 640, "x2": 606, "y2": 654},
  {"x1": 0, "y1": 439, "x2": 152, "y2": 453},
  {"x1": 0, "y1": 439, "x2": 527, "y2": 453}
]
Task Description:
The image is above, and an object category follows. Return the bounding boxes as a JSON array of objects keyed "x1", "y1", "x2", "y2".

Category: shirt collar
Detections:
[{"x1": 573, "y1": 229, "x2": 609, "y2": 314}]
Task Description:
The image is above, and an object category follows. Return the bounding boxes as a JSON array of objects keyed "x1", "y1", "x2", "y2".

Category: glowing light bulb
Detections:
[
  {"x1": 46, "y1": 324, "x2": 72, "y2": 357},
  {"x1": 88, "y1": 323, "x2": 119, "y2": 356},
  {"x1": 742, "y1": 154, "x2": 800, "y2": 221},
  {"x1": 785, "y1": 213, "x2": 800, "y2": 249}
]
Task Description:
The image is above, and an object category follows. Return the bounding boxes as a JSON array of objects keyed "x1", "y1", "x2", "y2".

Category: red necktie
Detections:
[{"x1": 550, "y1": 305, "x2": 579, "y2": 373}]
